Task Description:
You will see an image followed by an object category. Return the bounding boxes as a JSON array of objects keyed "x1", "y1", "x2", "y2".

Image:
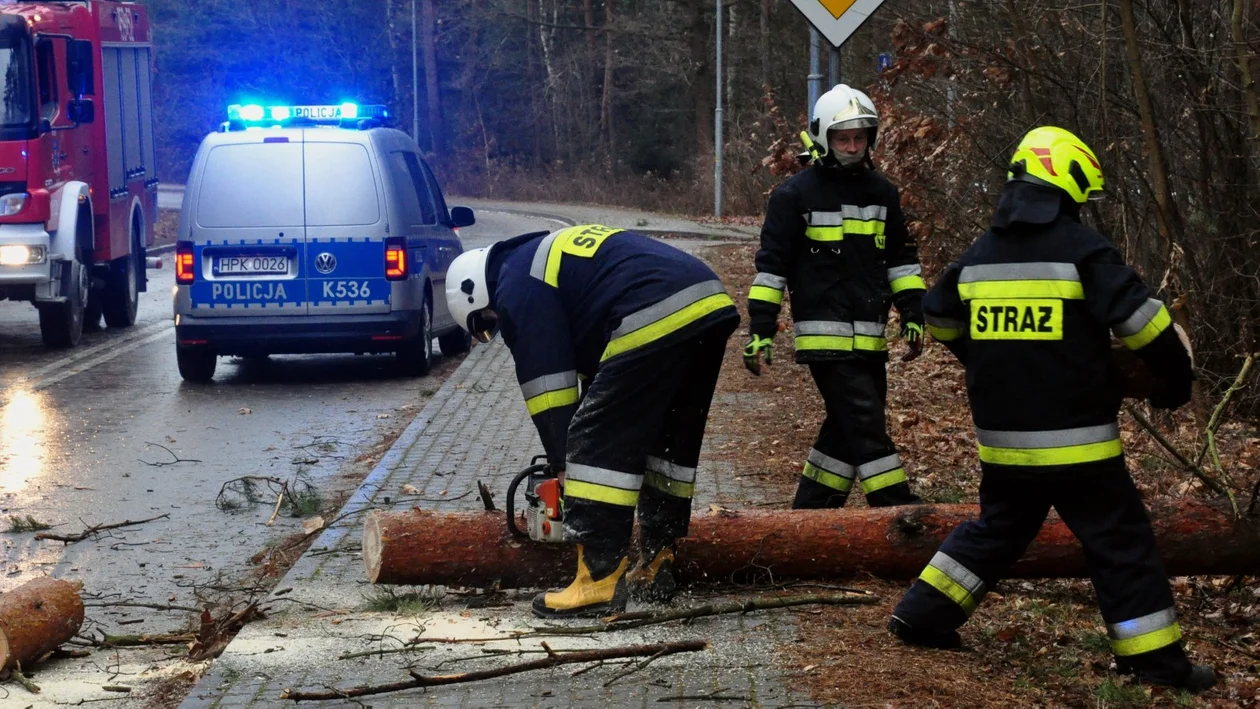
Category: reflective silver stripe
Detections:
[
  {"x1": 857, "y1": 453, "x2": 902, "y2": 479},
  {"x1": 926, "y1": 313, "x2": 966, "y2": 330},
  {"x1": 887, "y1": 264, "x2": 922, "y2": 280},
  {"x1": 854, "y1": 321, "x2": 886, "y2": 337},
  {"x1": 806, "y1": 211, "x2": 845, "y2": 226},
  {"x1": 929, "y1": 552, "x2": 986, "y2": 596},
  {"x1": 975, "y1": 423, "x2": 1120, "y2": 449},
  {"x1": 795, "y1": 321, "x2": 854, "y2": 337},
  {"x1": 752, "y1": 272, "x2": 788, "y2": 290},
  {"x1": 610, "y1": 280, "x2": 727, "y2": 339},
  {"x1": 646, "y1": 456, "x2": 697, "y2": 483},
  {"x1": 519, "y1": 371, "x2": 579, "y2": 400},
  {"x1": 842, "y1": 204, "x2": 887, "y2": 221},
  {"x1": 1114, "y1": 298, "x2": 1165, "y2": 337},
  {"x1": 1107, "y1": 608, "x2": 1178, "y2": 640},
  {"x1": 959, "y1": 262, "x2": 1080, "y2": 284},
  {"x1": 565, "y1": 463, "x2": 643, "y2": 492},
  {"x1": 808, "y1": 448, "x2": 855, "y2": 477},
  {"x1": 528, "y1": 231, "x2": 561, "y2": 281}
]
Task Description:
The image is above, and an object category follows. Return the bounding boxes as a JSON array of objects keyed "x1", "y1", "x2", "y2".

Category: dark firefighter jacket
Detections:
[
  {"x1": 923, "y1": 181, "x2": 1193, "y2": 473},
  {"x1": 489, "y1": 225, "x2": 740, "y2": 467},
  {"x1": 748, "y1": 162, "x2": 925, "y2": 363}
]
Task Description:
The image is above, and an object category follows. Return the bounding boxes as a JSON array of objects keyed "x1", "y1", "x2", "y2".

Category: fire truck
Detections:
[{"x1": 0, "y1": 0, "x2": 157, "y2": 347}]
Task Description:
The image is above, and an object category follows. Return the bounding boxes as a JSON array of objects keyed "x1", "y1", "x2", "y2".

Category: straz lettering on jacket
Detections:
[
  {"x1": 534, "y1": 225, "x2": 623, "y2": 286},
  {"x1": 958, "y1": 262, "x2": 1083, "y2": 342}
]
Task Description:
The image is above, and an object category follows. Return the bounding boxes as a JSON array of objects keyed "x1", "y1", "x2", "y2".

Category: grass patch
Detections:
[
  {"x1": 7, "y1": 515, "x2": 51, "y2": 532},
  {"x1": 1093, "y1": 679, "x2": 1150, "y2": 706},
  {"x1": 1078, "y1": 631, "x2": 1113, "y2": 654},
  {"x1": 926, "y1": 486, "x2": 969, "y2": 503},
  {"x1": 361, "y1": 586, "x2": 441, "y2": 615}
]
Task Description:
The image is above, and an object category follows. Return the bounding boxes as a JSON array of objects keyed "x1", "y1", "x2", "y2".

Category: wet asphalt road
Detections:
[{"x1": 0, "y1": 207, "x2": 564, "y2": 630}]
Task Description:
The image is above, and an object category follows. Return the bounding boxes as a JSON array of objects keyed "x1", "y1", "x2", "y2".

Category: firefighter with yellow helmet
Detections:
[
  {"x1": 889, "y1": 126, "x2": 1215, "y2": 692},
  {"x1": 744, "y1": 84, "x2": 925, "y2": 509}
]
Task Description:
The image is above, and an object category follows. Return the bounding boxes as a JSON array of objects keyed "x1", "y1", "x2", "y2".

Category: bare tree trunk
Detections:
[
  {"x1": 1117, "y1": 0, "x2": 1182, "y2": 255},
  {"x1": 527, "y1": 0, "x2": 543, "y2": 166},
  {"x1": 690, "y1": 0, "x2": 713, "y2": 151},
  {"x1": 386, "y1": 0, "x2": 406, "y2": 139},
  {"x1": 760, "y1": 0, "x2": 771, "y2": 91},
  {"x1": 1232, "y1": 0, "x2": 1260, "y2": 149},
  {"x1": 600, "y1": 0, "x2": 616, "y2": 169},
  {"x1": 421, "y1": 0, "x2": 444, "y2": 165}
]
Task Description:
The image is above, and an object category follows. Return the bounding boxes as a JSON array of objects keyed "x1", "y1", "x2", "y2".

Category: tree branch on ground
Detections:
[{"x1": 34, "y1": 514, "x2": 170, "y2": 544}]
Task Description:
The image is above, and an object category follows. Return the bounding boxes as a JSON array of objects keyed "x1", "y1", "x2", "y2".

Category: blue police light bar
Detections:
[{"x1": 226, "y1": 103, "x2": 388, "y2": 125}]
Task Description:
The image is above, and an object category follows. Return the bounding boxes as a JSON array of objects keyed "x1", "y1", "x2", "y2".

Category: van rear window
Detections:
[
  {"x1": 197, "y1": 143, "x2": 304, "y2": 228},
  {"x1": 304, "y1": 142, "x2": 381, "y2": 226}
]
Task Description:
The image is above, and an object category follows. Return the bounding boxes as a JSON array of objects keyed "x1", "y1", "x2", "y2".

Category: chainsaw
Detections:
[{"x1": 506, "y1": 455, "x2": 566, "y2": 542}]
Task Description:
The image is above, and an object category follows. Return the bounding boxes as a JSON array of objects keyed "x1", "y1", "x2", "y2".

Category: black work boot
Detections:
[
  {"x1": 866, "y1": 482, "x2": 924, "y2": 507},
  {"x1": 531, "y1": 544, "x2": 628, "y2": 619},
  {"x1": 888, "y1": 615, "x2": 963, "y2": 650},
  {"x1": 1120, "y1": 659, "x2": 1218, "y2": 693},
  {"x1": 627, "y1": 542, "x2": 678, "y2": 603}
]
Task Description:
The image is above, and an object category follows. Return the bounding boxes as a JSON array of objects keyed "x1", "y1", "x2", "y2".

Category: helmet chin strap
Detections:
[{"x1": 834, "y1": 152, "x2": 865, "y2": 167}]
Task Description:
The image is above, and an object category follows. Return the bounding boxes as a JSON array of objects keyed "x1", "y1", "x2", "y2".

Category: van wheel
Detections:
[
  {"x1": 438, "y1": 328, "x2": 471, "y2": 356},
  {"x1": 39, "y1": 257, "x2": 88, "y2": 348},
  {"x1": 177, "y1": 346, "x2": 217, "y2": 382},
  {"x1": 103, "y1": 224, "x2": 140, "y2": 328},
  {"x1": 397, "y1": 296, "x2": 433, "y2": 377}
]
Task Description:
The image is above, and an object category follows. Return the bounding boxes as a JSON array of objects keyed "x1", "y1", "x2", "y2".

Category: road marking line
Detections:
[
  {"x1": 21, "y1": 319, "x2": 173, "y2": 382},
  {"x1": 27, "y1": 326, "x2": 173, "y2": 392}
]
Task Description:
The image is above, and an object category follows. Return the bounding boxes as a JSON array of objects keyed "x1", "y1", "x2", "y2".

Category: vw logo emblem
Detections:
[{"x1": 315, "y1": 252, "x2": 337, "y2": 274}]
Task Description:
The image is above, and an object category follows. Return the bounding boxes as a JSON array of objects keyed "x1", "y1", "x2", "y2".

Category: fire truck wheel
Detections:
[
  {"x1": 103, "y1": 229, "x2": 140, "y2": 328},
  {"x1": 38, "y1": 258, "x2": 88, "y2": 348},
  {"x1": 396, "y1": 292, "x2": 434, "y2": 377},
  {"x1": 176, "y1": 346, "x2": 217, "y2": 383}
]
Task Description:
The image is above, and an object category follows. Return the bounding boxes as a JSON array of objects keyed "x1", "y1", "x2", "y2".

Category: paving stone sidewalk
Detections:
[{"x1": 182, "y1": 338, "x2": 818, "y2": 708}]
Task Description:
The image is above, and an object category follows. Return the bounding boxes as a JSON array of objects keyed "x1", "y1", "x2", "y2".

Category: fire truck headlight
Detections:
[
  {"x1": 0, "y1": 245, "x2": 44, "y2": 266},
  {"x1": 0, "y1": 192, "x2": 27, "y2": 216}
]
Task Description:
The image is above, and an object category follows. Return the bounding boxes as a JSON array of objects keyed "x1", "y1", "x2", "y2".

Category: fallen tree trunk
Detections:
[
  {"x1": 0, "y1": 578, "x2": 85, "y2": 670},
  {"x1": 364, "y1": 500, "x2": 1259, "y2": 587}
]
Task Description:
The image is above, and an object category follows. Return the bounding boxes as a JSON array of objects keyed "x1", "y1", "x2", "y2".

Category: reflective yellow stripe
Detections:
[
  {"x1": 802, "y1": 461, "x2": 853, "y2": 492},
  {"x1": 805, "y1": 226, "x2": 843, "y2": 242},
  {"x1": 978, "y1": 438, "x2": 1123, "y2": 466},
  {"x1": 564, "y1": 479, "x2": 640, "y2": 507},
  {"x1": 1111, "y1": 623, "x2": 1182, "y2": 656},
  {"x1": 544, "y1": 243, "x2": 563, "y2": 286},
  {"x1": 795, "y1": 335, "x2": 854, "y2": 351},
  {"x1": 890, "y1": 275, "x2": 927, "y2": 294},
  {"x1": 525, "y1": 387, "x2": 579, "y2": 415},
  {"x1": 958, "y1": 280, "x2": 1085, "y2": 300},
  {"x1": 1120, "y1": 304, "x2": 1171, "y2": 350},
  {"x1": 842, "y1": 218, "x2": 885, "y2": 236},
  {"x1": 928, "y1": 324, "x2": 965, "y2": 342},
  {"x1": 602, "y1": 292, "x2": 735, "y2": 361},
  {"x1": 539, "y1": 225, "x2": 623, "y2": 286},
  {"x1": 749, "y1": 285, "x2": 784, "y2": 304},
  {"x1": 919, "y1": 565, "x2": 980, "y2": 614},
  {"x1": 854, "y1": 335, "x2": 887, "y2": 352},
  {"x1": 644, "y1": 470, "x2": 695, "y2": 498},
  {"x1": 860, "y1": 467, "x2": 907, "y2": 493}
]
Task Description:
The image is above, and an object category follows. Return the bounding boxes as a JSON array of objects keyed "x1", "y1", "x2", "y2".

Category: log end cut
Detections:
[
  {"x1": 363, "y1": 509, "x2": 385, "y2": 584},
  {"x1": 0, "y1": 577, "x2": 85, "y2": 671}
]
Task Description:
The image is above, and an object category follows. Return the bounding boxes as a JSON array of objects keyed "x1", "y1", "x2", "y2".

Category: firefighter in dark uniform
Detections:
[
  {"x1": 888, "y1": 126, "x2": 1216, "y2": 692},
  {"x1": 744, "y1": 84, "x2": 924, "y2": 509},
  {"x1": 445, "y1": 225, "x2": 740, "y2": 618}
]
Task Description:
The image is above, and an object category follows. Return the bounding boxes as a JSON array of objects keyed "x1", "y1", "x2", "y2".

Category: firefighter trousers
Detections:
[
  {"x1": 563, "y1": 315, "x2": 739, "y2": 558},
  {"x1": 891, "y1": 460, "x2": 1193, "y2": 680},
  {"x1": 792, "y1": 357, "x2": 921, "y2": 508}
]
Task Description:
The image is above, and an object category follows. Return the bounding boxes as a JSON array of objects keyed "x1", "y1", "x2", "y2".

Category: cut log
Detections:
[
  {"x1": 363, "y1": 500, "x2": 1259, "y2": 587},
  {"x1": 0, "y1": 578, "x2": 85, "y2": 671}
]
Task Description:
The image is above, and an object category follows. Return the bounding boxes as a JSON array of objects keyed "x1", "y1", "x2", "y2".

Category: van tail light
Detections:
[
  {"x1": 384, "y1": 237, "x2": 407, "y2": 281},
  {"x1": 175, "y1": 241, "x2": 195, "y2": 284}
]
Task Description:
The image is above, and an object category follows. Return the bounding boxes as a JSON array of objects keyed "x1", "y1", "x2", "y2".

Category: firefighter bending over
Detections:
[
  {"x1": 889, "y1": 126, "x2": 1215, "y2": 693},
  {"x1": 446, "y1": 226, "x2": 740, "y2": 618},
  {"x1": 745, "y1": 84, "x2": 924, "y2": 509}
]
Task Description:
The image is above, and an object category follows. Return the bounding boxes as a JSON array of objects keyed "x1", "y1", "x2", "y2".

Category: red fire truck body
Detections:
[{"x1": 0, "y1": 0, "x2": 156, "y2": 347}]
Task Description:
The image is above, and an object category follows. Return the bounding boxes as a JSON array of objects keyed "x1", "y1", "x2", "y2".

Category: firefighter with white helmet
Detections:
[
  {"x1": 744, "y1": 84, "x2": 925, "y2": 509},
  {"x1": 446, "y1": 226, "x2": 739, "y2": 618},
  {"x1": 889, "y1": 126, "x2": 1214, "y2": 693}
]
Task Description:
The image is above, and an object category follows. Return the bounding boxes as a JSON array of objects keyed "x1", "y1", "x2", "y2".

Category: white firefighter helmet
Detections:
[
  {"x1": 445, "y1": 247, "x2": 497, "y2": 341},
  {"x1": 808, "y1": 84, "x2": 880, "y2": 158}
]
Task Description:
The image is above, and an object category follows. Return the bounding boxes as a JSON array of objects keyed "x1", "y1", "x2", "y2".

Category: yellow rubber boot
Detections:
[
  {"x1": 531, "y1": 546, "x2": 629, "y2": 619},
  {"x1": 627, "y1": 547, "x2": 678, "y2": 603}
]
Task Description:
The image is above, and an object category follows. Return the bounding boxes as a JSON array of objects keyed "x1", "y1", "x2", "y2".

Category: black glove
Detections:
[{"x1": 1149, "y1": 374, "x2": 1192, "y2": 411}]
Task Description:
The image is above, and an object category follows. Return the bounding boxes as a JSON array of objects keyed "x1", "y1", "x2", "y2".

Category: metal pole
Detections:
[
  {"x1": 411, "y1": 0, "x2": 420, "y2": 144},
  {"x1": 807, "y1": 28, "x2": 823, "y2": 118},
  {"x1": 828, "y1": 44, "x2": 841, "y2": 89},
  {"x1": 714, "y1": 0, "x2": 723, "y2": 217}
]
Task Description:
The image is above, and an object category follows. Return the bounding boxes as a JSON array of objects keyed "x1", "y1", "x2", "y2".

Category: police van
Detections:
[{"x1": 172, "y1": 103, "x2": 475, "y2": 382}]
